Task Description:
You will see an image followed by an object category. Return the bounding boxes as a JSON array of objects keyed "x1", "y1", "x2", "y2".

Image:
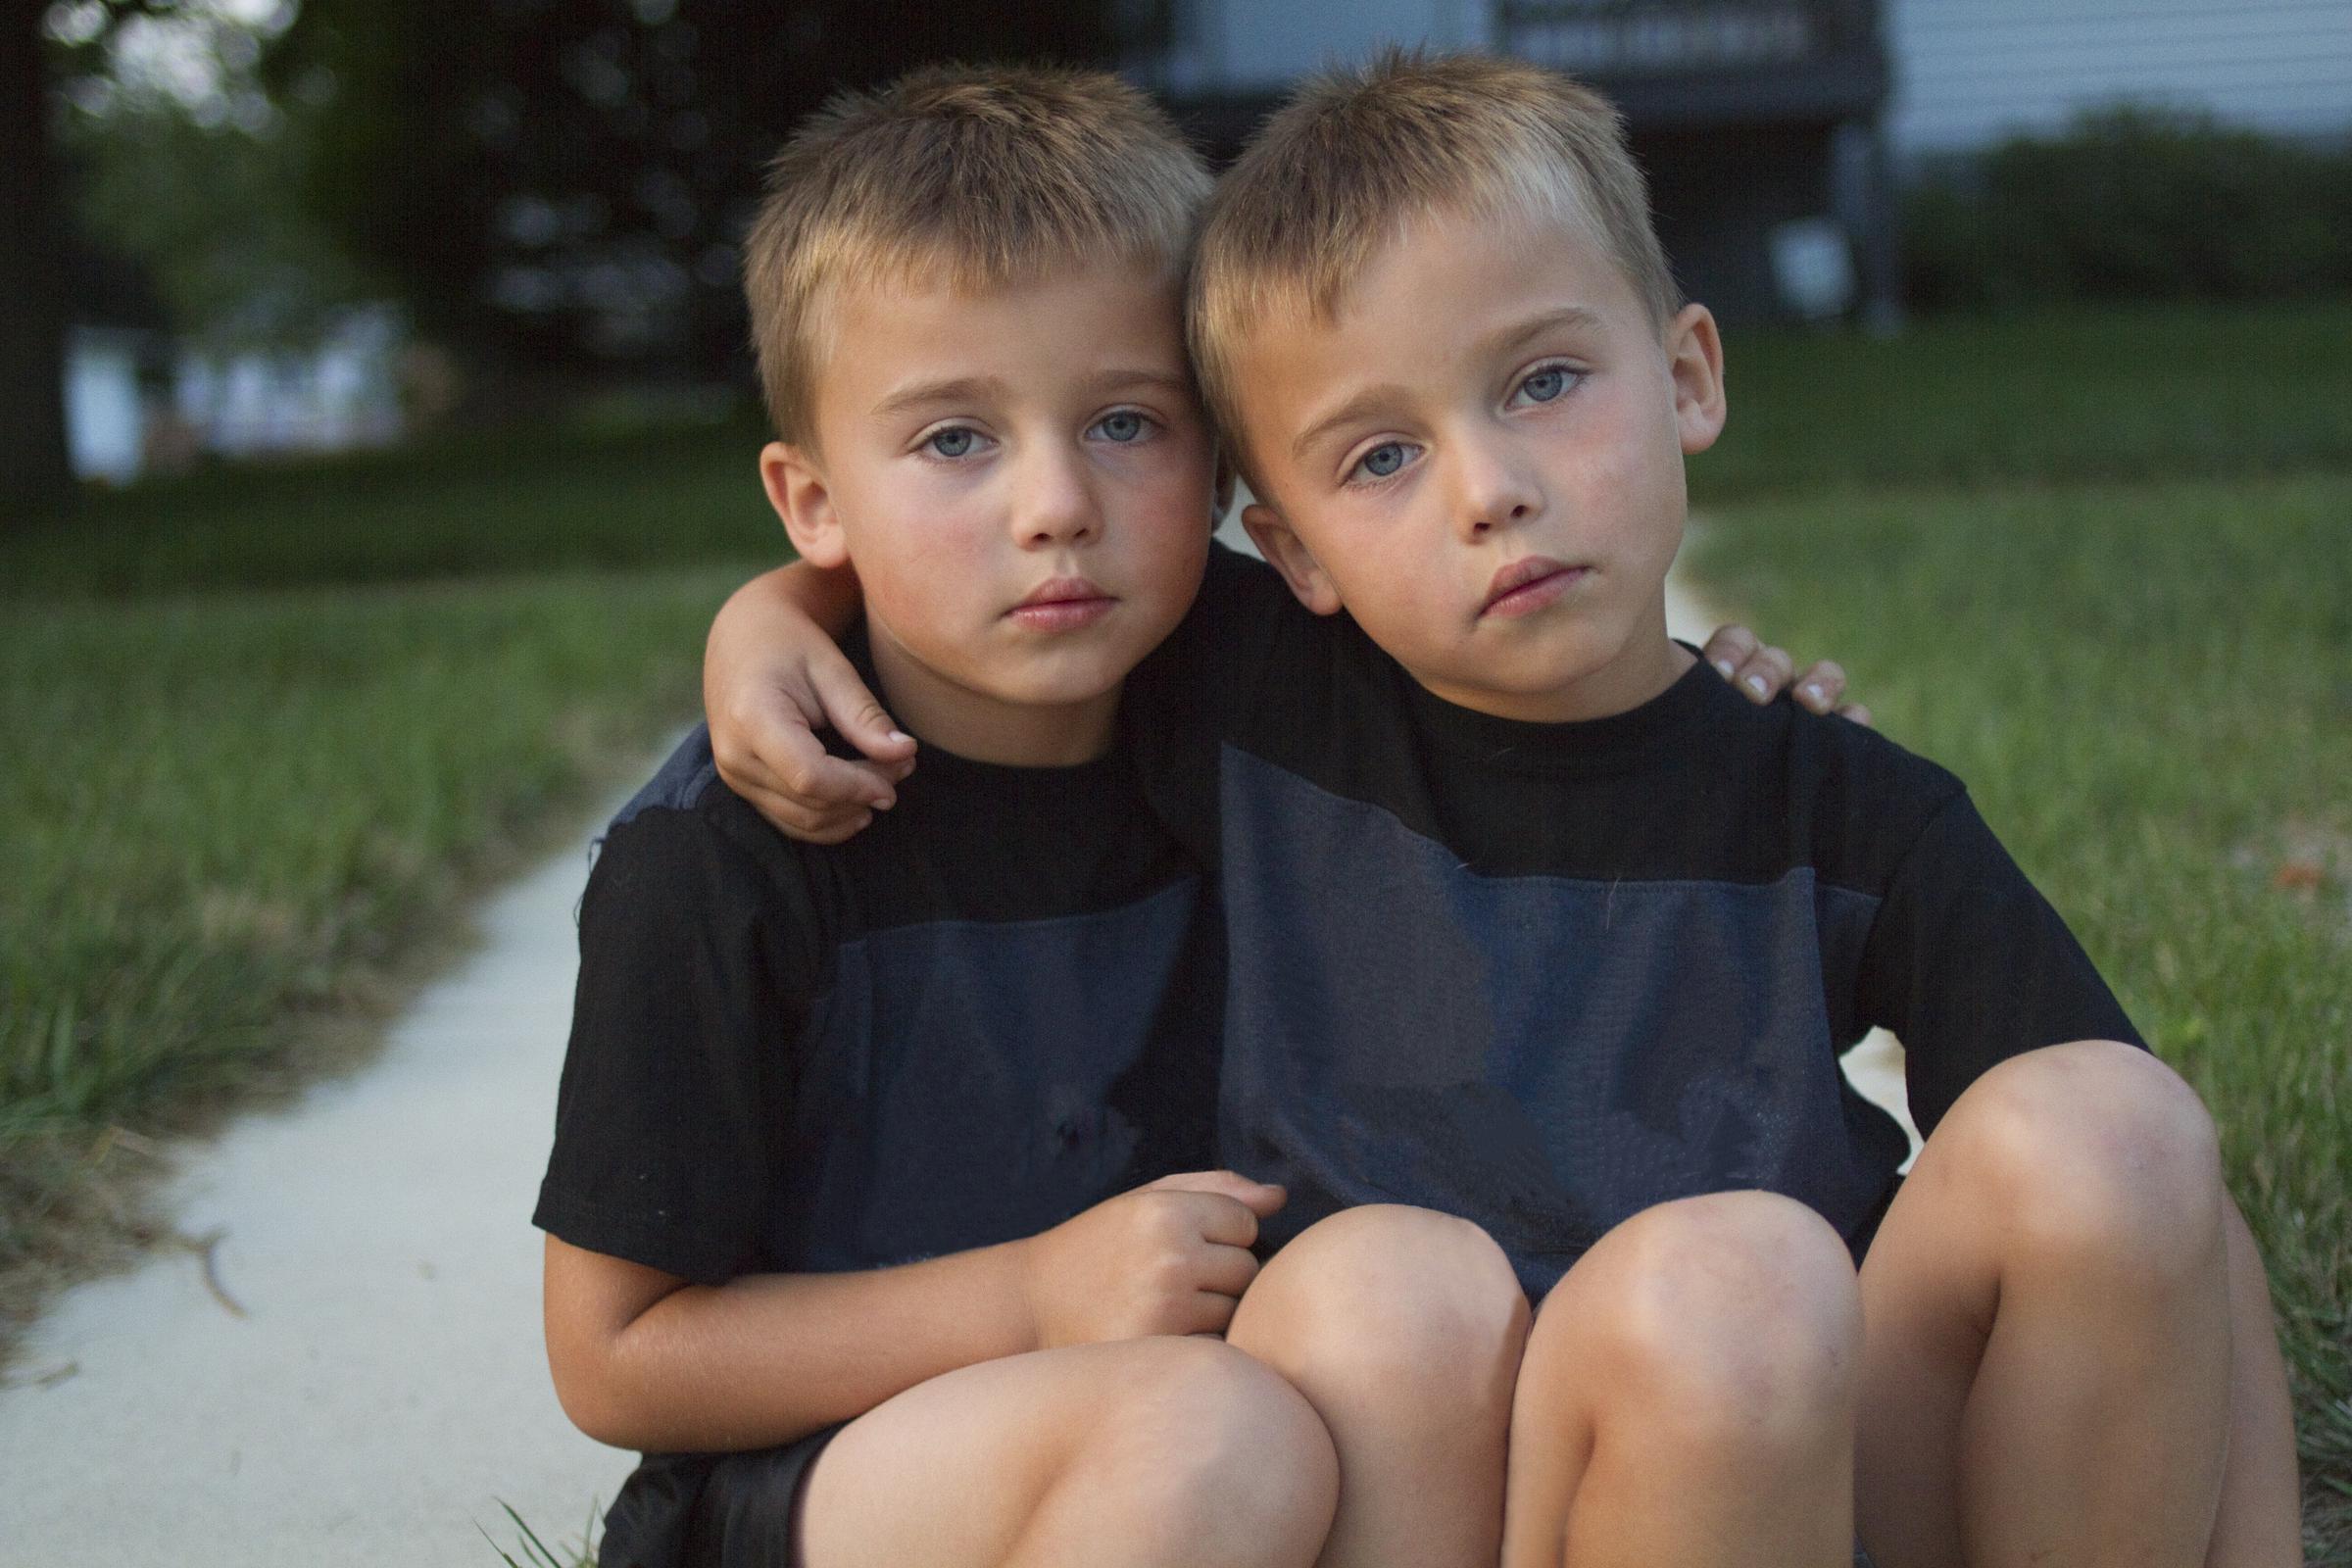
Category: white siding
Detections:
[{"x1": 1887, "y1": 0, "x2": 2352, "y2": 150}]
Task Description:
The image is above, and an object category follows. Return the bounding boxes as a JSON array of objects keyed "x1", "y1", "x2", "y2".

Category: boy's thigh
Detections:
[{"x1": 787, "y1": 1336, "x2": 1298, "y2": 1568}]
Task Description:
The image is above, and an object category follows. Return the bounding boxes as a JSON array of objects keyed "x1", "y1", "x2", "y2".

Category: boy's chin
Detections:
[{"x1": 976, "y1": 656, "x2": 1136, "y2": 710}]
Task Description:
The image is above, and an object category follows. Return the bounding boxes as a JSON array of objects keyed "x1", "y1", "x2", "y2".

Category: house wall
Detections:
[{"x1": 1884, "y1": 0, "x2": 2350, "y2": 150}]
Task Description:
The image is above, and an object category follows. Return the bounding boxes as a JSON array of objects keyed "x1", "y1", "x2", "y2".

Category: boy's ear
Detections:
[
  {"x1": 760, "y1": 441, "x2": 850, "y2": 569},
  {"x1": 1241, "y1": 501, "x2": 1344, "y2": 616},
  {"x1": 1665, "y1": 303, "x2": 1728, "y2": 456}
]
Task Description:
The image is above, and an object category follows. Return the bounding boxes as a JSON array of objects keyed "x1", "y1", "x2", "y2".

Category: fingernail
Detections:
[
  {"x1": 1711, "y1": 660, "x2": 1736, "y2": 679},
  {"x1": 886, "y1": 730, "x2": 913, "y2": 746},
  {"x1": 870, "y1": 795, "x2": 894, "y2": 811},
  {"x1": 1744, "y1": 674, "x2": 1769, "y2": 698},
  {"x1": 1800, "y1": 682, "x2": 1825, "y2": 706}
]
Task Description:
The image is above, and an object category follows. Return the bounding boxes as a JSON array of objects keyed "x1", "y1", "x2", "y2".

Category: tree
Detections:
[
  {"x1": 270, "y1": 0, "x2": 1164, "y2": 390},
  {"x1": 4, "y1": 0, "x2": 318, "y2": 526},
  {"x1": 2, "y1": 3, "x2": 76, "y2": 526}
]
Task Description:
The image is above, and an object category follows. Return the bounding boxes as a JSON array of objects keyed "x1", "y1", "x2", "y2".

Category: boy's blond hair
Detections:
[
  {"x1": 743, "y1": 64, "x2": 1211, "y2": 445},
  {"x1": 1188, "y1": 50, "x2": 1680, "y2": 471}
]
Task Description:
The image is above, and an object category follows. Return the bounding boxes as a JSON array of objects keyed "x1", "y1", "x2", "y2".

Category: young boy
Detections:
[
  {"x1": 703, "y1": 53, "x2": 2303, "y2": 1568},
  {"x1": 533, "y1": 67, "x2": 1349, "y2": 1568}
]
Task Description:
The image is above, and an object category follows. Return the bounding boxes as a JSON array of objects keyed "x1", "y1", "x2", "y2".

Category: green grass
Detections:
[
  {"x1": 6, "y1": 412, "x2": 776, "y2": 596},
  {"x1": 1695, "y1": 300, "x2": 2352, "y2": 500},
  {"x1": 1689, "y1": 470, "x2": 2352, "y2": 1558},
  {"x1": 0, "y1": 567, "x2": 752, "y2": 1141}
]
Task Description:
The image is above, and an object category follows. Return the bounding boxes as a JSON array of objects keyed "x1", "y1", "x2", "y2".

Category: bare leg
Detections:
[
  {"x1": 2205, "y1": 1196, "x2": 2305, "y2": 1566},
  {"x1": 1499, "y1": 1190, "x2": 1861, "y2": 1568},
  {"x1": 1224, "y1": 1203, "x2": 1532, "y2": 1568},
  {"x1": 1854, "y1": 1040, "x2": 2237, "y2": 1568},
  {"x1": 793, "y1": 1335, "x2": 1340, "y2": 1568}
]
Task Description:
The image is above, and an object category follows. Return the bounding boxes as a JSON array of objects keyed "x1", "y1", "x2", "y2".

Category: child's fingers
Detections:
[
  {"x1": 1185, "y1": 1290, "x2": 1245, "y2": 1337},
  {"x1": 1143, "y1": 1169, "x2": 1288, "y2": 1216},
  {"x1": 1792, "y1": 659, "x2": 1847, "y2": 713},
  {"x1": 1732, "y1": 641, "x2": 1796, "y2": 704},
  {"x1": 1193, "y1": 1240, "x2": 1261, "y2": 1300},
  {"x1": 808, "y1": 652, "x2": 918, "y2": 768},
  {"x1": 734, "y1": 780, "x2": 872, "y2": 845},
  {"x1": 1700, "y1": 623, "x2": 1762, "y2": 681},
  {"x1": 742, "y1": 706, "x2": 904, "y2": 812},
  {"x1": 1837, "y1": 701, "x2": 1874, "y2": 729}
]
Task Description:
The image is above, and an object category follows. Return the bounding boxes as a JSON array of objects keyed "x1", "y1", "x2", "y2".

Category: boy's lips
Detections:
[
  {"x1": 1481, "y1": 557, "x2": 1588, "y2": 618},
  {"x1": 1007, "y1": 575, "x2": 1116, "y2": 631}
]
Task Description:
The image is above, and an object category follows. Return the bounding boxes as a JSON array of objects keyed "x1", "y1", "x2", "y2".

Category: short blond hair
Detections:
[
  {"x1": 1188, "y1": 51, "x2": 1679, "y2": 463},
  {"x1": 743, "y1": 64, "x2": 1211, "y2": 445}
]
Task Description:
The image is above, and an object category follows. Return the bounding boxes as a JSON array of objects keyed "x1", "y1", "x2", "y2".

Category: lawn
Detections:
[
  {"x1": 1693, "y1": 299, "x2": 2352, "y2": 501},
  {"x1": 1684, "y1": 305, "x2": 2342, "y2": 1560}
]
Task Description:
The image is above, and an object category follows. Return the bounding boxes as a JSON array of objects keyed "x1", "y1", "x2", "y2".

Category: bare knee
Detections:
[
  {"x1": 1538, "y1": 1192, "x2": 1861, "y2": 1450},
  {"x1": 1936, "y1": 1040, "x2": 2225, "y2": 1283},
  {"x1": 1072, "y1": 1337, "x2": 1339, "y2": 1563},
  {"x1": 1232, "y1": 1204, "x2": 1529, "y2": 1405}
]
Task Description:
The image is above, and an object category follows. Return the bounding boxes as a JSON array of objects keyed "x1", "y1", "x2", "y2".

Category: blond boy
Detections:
[
  {"x1": 704, "y1": 53, "x2": 2303, "y2": 1568},
  {"x1": 536, "y1": 68, "x2": 1342, "y2": 1568}
]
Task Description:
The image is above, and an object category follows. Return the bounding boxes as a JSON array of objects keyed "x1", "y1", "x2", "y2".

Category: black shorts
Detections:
[{"x1": 598, "y1": 1425, "x2": 846, "y2": 1568}]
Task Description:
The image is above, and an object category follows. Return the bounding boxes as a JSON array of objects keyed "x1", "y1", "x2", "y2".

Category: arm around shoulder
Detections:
[{"x1": 704, "y1": 560, "x2": 916, "y2": 841}]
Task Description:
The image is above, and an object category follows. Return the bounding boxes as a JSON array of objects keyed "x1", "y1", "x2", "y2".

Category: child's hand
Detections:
[
  {"x1": 1700, "y1": 624, "x2": 1873, "y2": 727},
  {"x1": 1017, "y1": 1170, "x2": 1286, "y2": 1347},
  {"x1": 706, "y1": 568, "x2": 916, "y2": 844}
]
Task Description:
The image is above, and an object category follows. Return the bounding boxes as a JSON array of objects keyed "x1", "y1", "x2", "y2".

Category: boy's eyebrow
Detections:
[
  {"x1": 1484, "y1": 306, "x2": 1606, "y2": 358},
  {"x1": 1083, "y1": 368, "x2": 1195, "y2": 398},
  {"x1": 1291, "y1": 386, "x2": 1411, "y2": 463},
  {"x1": 871, "y1": 368, "x2": 1192, "y2": 418},
  {"x1": 872, "y1": 375, "x2": 1004, "y2": 417}
]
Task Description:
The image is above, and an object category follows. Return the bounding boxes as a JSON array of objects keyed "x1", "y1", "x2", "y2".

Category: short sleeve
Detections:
[
  {"x1": 1855, "y1": 789, "x2": 2143, "y2": 1138},
  {"x1": 533, "y1": 806, "x2": 810, "y2": 1285}
]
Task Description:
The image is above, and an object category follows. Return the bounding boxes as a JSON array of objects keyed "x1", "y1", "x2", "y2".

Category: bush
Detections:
[{"x1": 1902, "y1": 106, "x2": 2352, "y2": 312}]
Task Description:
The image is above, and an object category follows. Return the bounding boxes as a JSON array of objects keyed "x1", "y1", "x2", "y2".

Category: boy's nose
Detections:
[
  {"x1": 1013, "y1": 450, "x2": 1101, "y2": 546},
  {"x1": 1452, "y1": 442, "x2": 1543, "y2": 540}
]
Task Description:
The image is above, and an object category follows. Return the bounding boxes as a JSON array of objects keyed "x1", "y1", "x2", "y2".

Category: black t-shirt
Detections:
[
  {"x1": 1125, "y1": 544, "x2": 2140, "y2": 1297},
  {"x1": 535, "y1": 637, "x2": 1220, "y2": 1289}
]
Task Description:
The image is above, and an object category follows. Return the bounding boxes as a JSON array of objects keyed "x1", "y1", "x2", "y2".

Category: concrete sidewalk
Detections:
[{"x1": 0, "y1": 813, "x2": 636, "y2": 1567}]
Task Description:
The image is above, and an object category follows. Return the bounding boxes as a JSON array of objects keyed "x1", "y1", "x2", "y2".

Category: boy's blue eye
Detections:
[
  {"x1": 1356, "y1": 443, "x2": 1408, "y2": 480},
  {"x1": 926, "y1": 427, "x2": 978, "y2": 458},
  {"x1": 1093, "y1": 411, "x2": 1148, "y2": 443},
  {"x1": 1519, "y1": 367, "x2": 1572, "y2": 404}
]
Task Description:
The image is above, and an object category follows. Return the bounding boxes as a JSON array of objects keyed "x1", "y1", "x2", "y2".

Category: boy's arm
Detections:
[
  {"x1": 704, "y1": 562, "x2": 913, "y2": 843},
  {"x1": 544, "y1": 1170, "x2": 1285, "y2": 1452},
  {"x1": 703, "y1": 555, "x2": 1867, "y2": 842},
  {"x1": 543, "y1": 1233, "x2": 1033, "y2": 1450}
]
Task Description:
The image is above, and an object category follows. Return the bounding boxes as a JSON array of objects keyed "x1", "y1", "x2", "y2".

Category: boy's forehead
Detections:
[
  {"x1": 810, "y1": 261, "x2": 1190, "y2": 413},
  {"x1": 1226, "y1": 206, "x2": 1640, "y2": 416}
]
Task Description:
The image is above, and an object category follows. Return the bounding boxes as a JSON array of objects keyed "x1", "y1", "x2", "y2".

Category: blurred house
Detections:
[
  {"x1": 64, "y1": 306, "x2": 407, "y2": 485},
  {"x1": 1131, "y1": 0, "x2": 2352, "y2": 324}
]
